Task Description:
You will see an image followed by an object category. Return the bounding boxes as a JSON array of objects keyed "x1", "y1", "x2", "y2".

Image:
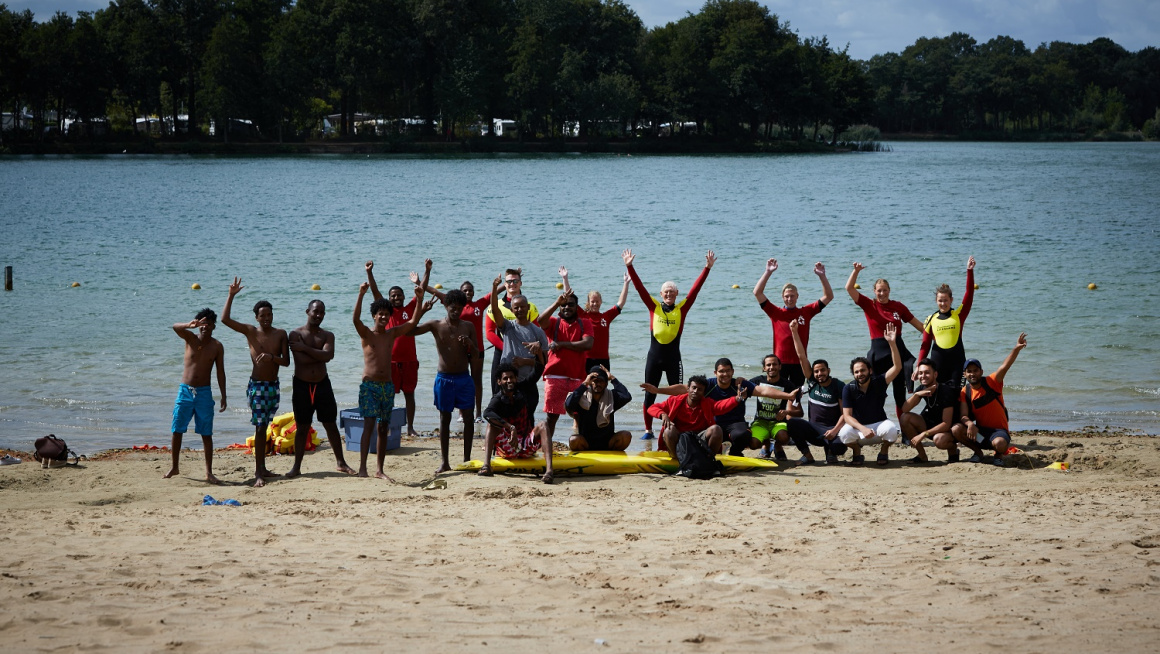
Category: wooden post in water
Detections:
[{"x1": 3, "y1": 266, "x2": 11, "y2": 291}]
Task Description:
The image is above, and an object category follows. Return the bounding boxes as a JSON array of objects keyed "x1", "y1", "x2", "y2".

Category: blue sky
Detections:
[{"x1": 9, "y1": 0, "x2": 1159, "y2": 60}]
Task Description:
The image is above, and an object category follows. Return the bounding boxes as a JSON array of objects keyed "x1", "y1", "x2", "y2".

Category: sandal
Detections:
[
  {"x1": 541, "y1": 470, "x2": 554, "y2": 484},
  {"x1": 477, "y1": 466, "x2": 493, "y2": 477},
  {"x1": 796, "y1": 456, "x2": 815, "y2": 465},
  {"x1": 876, "y1": 452, "x2": 889, "y2": 466},
  {"x1": 850, "y1": 454, "x2": 865, "y2": 467}
]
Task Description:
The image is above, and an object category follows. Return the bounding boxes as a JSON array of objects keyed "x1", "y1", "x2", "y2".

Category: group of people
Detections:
[{"x1": 166, "y1": 252, "x2": 1026, "y2": 486}]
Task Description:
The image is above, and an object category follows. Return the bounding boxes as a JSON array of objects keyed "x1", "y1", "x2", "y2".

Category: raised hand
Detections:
[
  {"x1": 1014, "y1": 332, "x2": 1028, "y2": 351},
  {"x1": 788, "y1": 319, "x2": 799, "y2": 334},
  {"x1": 600, "y1": 364, "x2": 613, "y2": 381},
  {"x1": 584, "y1": 371, "x2": 600, "y2": 387},
  {"x1": 967, "y1": 255, "x2": 976, "y2": 271},
  {"x1": 883, "y1": 323, "x2": 897, "y2": 342},
  {"x1": 623, "y1": 271, "x2": 630, "y2": 283},
  {"x1": 622, "y1": 248, "x2": 634, "y2": 266},
  {"x1": 814, "y1": 262, "x2": 826, "y2": 277},
  {"x1": 359, "y1": 281, "x2": 370, "y2": 293},
  {"x1": 492, "y1": 275, "x2": 503, "y2": 292},
  {"x1": 558, "y1": 265, "x2": 568, "y2": 278},
  {"x1": 422, "y1": 297, "x2": 437, "y2": 311},
  {"x1": 424, "y1": 258, "x2": 433, "y2": 271},
  {"x1": 705, "y1": 250, "x2": 717, "y2": 269},
  {"x1": 852, "y1": 262, "x2": 865, "y2": 273},
  {"x1": 766, "y1": 258, "x2": 778, "y2": 273},
  {"x1": 228, "y1": 276, "x2": 243, "y2": 296},
  {"x1": 409, "y1": 271, "x2": 420, "y2": 284}
]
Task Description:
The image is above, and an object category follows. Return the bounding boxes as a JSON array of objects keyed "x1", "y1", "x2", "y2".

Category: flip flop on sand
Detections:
[
  {"x1": 541, "y1": 471, "x2": 554, "y2": 484},
  {"x1": 850, "y1": 454, "x2": 865, "y2": 467}
]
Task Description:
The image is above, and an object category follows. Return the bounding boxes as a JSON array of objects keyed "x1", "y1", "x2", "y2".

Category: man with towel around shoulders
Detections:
[{"x1": 565, "y1": 365, "x2": 632, "y2": 452}]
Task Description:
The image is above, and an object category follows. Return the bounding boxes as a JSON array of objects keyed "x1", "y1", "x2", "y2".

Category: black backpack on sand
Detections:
[
  {"x1": 676, "y1": 431, "x2": 724, "y2": 479},
  {"x1": 34, "y1": 435, "x2": 81, "y2": 466}
]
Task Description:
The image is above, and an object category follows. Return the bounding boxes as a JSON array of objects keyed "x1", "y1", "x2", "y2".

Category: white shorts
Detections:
[{"x1": 838, "y1": 420, "x2": 900, "y2": 446}]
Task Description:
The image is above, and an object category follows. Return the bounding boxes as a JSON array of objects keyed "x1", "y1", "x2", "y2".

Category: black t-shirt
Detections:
[
  {"x1": 920, "y1": 383, "x2": 958, "y2": 428},
  {"x1": 842, "y1": 374, "x2": 889, "y2": 424},
  {"x1": 749, "y1": 374, "x2": 798, "y2": 421},
  {"x1": 706, "y1": 378, "x2": 757, "y2": 425},
  {"x1": 805, "y1": 376, "x2": 844, "y2": 428}
]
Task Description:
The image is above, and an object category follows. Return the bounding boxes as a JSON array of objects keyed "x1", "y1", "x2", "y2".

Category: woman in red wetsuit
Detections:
[
  {"x1": 559, "y1": 266, "x2": 630, "y2": 372},
  {"x1": 845, "y1": 262, "x2": 925, "y2": 416}
]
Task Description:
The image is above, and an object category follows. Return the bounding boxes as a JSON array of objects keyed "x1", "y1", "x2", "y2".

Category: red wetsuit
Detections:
[{"x1": 760, "y1": 299, "x2": 826, "y2": 366}]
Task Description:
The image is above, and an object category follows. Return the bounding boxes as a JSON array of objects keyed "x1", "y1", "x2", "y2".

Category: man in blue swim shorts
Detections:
[
  {"x1": 166, "y1": 308, "x2": 227, "y2": 484},
  {"x1": 413, "y1": 287, "x2": 480, "y2": 475}
]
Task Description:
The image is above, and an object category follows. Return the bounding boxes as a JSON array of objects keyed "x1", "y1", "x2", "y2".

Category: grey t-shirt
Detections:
[{"x1": 498, "y1": 320, "x2": 549, "y2": 382}]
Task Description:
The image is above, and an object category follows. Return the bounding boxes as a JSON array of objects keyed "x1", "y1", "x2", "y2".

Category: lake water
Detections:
[{"x1": 2, "y1": 142, "x2": 1158, "y2": 454}]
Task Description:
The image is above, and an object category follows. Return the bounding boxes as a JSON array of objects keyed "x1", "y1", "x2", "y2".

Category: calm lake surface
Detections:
[{"x1": 2, "y1": 142, "x2": 1159, "y2": 453}]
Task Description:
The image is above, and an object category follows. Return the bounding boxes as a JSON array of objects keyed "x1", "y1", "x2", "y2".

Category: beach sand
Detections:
[{"x1": 2, "y1": 430, "x2": 1159, "y2": 652}]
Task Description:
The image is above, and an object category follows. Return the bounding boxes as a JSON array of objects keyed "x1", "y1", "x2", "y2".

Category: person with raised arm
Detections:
[
  {"x1": 353, "y1": 276, "x2": 431, "y2": 479},
  {"x1": 560, "y1": 266, "x2": 631, "y2": 371},
  {"x1": 900, "y1": 359, "x2": 960, "y2": 464},
  {"x1": 958, "y1": 333, "x2": 1027, "y2": 467},
  {"x1": 489, "y1": 274, "x2": 549, "y2": 413},
  {"x1": 165, "y1": 308, "x2": 227, "y2": 484},
  {"x1": 483, "y1": 268, "x2": 540, "y2": 394},
  {"x1": 917, "y1": 256, "x2": 976, "y2": 392},
  {"x1": 365, "y1": 259, "x2": 432, "y2": 437},
  {"x1": 411, "y1": 288, "x2": 480, "y2": 474},
  {"x1": 783, "y1": 320, "x2": 849, "y2": 465},
  {"x1": 565, "y1": 365, "x2": 633, "y2": 452},
  {"x1": 838, "y1": 323, "x2": 904, "y2": 466},
  {"x1": 647, "y1": 375, "x2": 747, "y2": 459},
  {"x1": 845, "y1": 262, "x2": 924, "y2": 416},
  {"x1": 624, "y1": 247, "x2": 716, "y2": 441},
  {"x1": 753, "y1": 258, "x2": 834, "y2": 390},
  {"x1": 221, "y1": 278, "x2": 289, "y2": 487},
  {"x1": 536, "y1": 291, "x2": 593, "y2": 441},
  {"x1": 421, "y1": 279, "x2": 492, "y2": 418},
  {"x1": 285, "y1": 299, "x2": 356, "y2": 478}
]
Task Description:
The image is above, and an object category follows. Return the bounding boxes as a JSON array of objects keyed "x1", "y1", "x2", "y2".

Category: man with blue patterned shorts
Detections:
[{"x1": 166, "y1": 308, "x2": 227, "y2": 484}]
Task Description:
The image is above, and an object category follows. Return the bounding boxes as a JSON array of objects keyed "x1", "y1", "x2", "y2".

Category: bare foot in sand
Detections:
[
  {"x1": 205, "y1": 473, "x2": 221, "y2": 485},
  {"x1": 163, "y1": 467, "x2": 179, "y2": 479},
  {"x1": 374, "y1": 471, "x2": 396, "y2": 482},
  {"x1": 435, "y1": 463, "x2": 452, "y2": 475},
  {"x1": 541, "y1": 471, "x2": 554, "y2": 484},
  {"x1": 407, "y1": 429, "x2": 421, "y2": 438},
  {"x1": 477, "y1": 466, "x2": 493, "y2": 477},
  {"x1": 257, "y1": 468, "x2": 278, "y2": 478},
  {"x1": 336, "y1": 463, "x2": 357, "y2": 475},
  {"x1": 253, "y1": 476, "x2": 266, "y2": 488},
  {"x1": 283, "y1": 467, "x2": 301, "y2": 479}
]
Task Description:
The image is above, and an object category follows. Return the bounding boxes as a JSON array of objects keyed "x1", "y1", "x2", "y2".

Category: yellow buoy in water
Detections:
[
  {"x1": 1087, "y1": 283, "x2": 1097, "y2": 290},
  {"x1": 973, "y1": 283, "x2": 979, "y2": 289},
  {"x1": 853, "y1": 283, "x2": 861, "y2": 289},
  {"x1": 191, "y1": 283, "x2": 201, "y2": 290},
  {"x1": 555, "y1": 282, "x2": 564, "y2": 289},
  {"x1": 311, "y1": 284, "x2": 321, "y2": 291},
  {"x1": 731, "y1": 284, "x2": 740, "y2": 289},
  {"x1": 434, "y1": 283, "x2": 443, "y2": 289},
  {"x1": 71, "y1": 282, "x2": 81, "y2": 288}
]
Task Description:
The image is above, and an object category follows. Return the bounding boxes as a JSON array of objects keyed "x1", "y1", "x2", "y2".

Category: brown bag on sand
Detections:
[{"x1": 33, "y1": 435, "x2": 80, "y2": 466}]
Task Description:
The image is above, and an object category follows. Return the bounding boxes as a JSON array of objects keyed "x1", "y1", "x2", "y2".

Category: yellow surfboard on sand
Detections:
[{"x1": 454, "y1": 450, "x2": 778, "y2": 475}]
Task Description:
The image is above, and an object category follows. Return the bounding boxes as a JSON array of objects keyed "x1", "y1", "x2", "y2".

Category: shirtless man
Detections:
[
  {"x1": 366, "y1": 259, "x2": 432, "y2": 437},
  {"x1": 286, "y1": 300, "x2": 355, "y2": 478},
  {"x1": 165, "y1": 308, "x2": 227, "y2": 483},
  {"x1": 354, "y1": 279, "x2": 430, "y2": 479},
  {"x1": 222, "y1": 278, "x2": 289, "y2": 487},
  {"x1": 420, "y1": 279, "x2": 492, "y2": 417},
  {"x1": 900, "y1": 358, "x2": 960, "y2": 464},
  {"x1": 411, "y1": 289, "x2": 480, "y2": 474}
]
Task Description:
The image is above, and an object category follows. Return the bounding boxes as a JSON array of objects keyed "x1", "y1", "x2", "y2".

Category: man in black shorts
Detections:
[
  {"x1": 286, "y1": 299, "x2": 355, "y2": 477},
  {"x1": 900, "y1": 358, "x2": 959, "y2": 463},
  {"x1": 784, "y1": 320, "x2": 849, "y2": 465},
  {"x1": 565, "y1": 365, "x2": 633, "y2": 451}
]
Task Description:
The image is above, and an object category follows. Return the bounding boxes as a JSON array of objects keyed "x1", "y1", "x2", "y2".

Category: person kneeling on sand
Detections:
[
  {"x1": 565, "y1": 365, "x2": 632, "y2": 452},
  {"x1": 958, "y1": 333, "x2": 1027, "y2": 467},
  {"x1": 648, "y1": 375, "x2": 748, "y2": 459},
  {"x1": 480, "y1": 364, "x2": 555, "y2": 483},
  {"x1": 900, "y1": 358, "x2": 961, "y2": 464},
  {"x1": 838, "y1": 324, "x2": 903, "y2": 466}
]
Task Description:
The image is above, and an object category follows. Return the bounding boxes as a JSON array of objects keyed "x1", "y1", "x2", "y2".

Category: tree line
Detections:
[{"x1": 1, "y1": 0, "x2": 1158, "y2": 144}]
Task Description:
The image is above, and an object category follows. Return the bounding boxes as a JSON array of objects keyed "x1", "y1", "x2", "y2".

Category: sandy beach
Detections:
[{"x1": 2, "y1": 430, "x2": 1159, "y2": 652}]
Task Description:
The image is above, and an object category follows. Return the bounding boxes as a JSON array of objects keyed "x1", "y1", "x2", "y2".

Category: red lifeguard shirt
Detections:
[
  {"x1": 578, "y1": 306, "x2": 621, "y2": 359},
  {"x1": 646, "y1": 394, "x2": 740, "y2": 434},
  {"x1": 760, "y1": 300, "x2": 825, "y2": 365},
  {"x1": 542, "y1": 316, "x2": 593, "y2": 380},
  {"x1": 388, "y1": 298, "x2": 418, "y2": 362},
  {"x1": 459, "y1": 295, "x2": 491, "y2": 353},
  {"x1": 854, "y1": 293, "x2": 914, "y2": 339}
]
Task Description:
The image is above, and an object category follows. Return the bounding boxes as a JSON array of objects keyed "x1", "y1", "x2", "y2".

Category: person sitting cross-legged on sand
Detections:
[
  {"x1": 900, "y1": 358, "x2": 961, "y2": 464},
  {"x1": 479, "y1": 364, "x2": 554, "y2": 484},
  {"x1": 958, "y1": 332, "x2": 1027, "y2": 467},
  {"x1": 565, "y1": 365, "x2": 632, "y2": 452},
  {"x1": 838, "y1": 323, "x2": 903, "y2": 466}
]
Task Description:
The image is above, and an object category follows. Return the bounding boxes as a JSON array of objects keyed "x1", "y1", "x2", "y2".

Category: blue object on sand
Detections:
[{"x1": 202, "y1": 495, "x2": 241, "y2": 506}]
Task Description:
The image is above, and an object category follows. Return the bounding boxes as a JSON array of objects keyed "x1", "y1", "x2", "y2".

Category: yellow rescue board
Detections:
[{"x1": 454, "y1": 450, "x2": 778, "y2": 475}]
